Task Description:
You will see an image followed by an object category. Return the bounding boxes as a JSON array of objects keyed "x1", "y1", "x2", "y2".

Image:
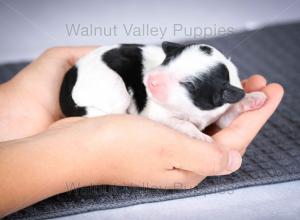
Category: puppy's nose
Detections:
[
  {"x1": 146, "y1": 72, "x2": 170, "y2": 101},
  {"x1": 147, "y1": 73, "x2": 168, "y2": 89},
  {"x1": 150, "y1": 78, "x2": 159, "y2": 87}
]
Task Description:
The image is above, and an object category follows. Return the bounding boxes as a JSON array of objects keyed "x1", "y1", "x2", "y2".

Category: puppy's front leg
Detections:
[
  {"x1": 216, "y1": 91, "x2": 267, "y2": 129},
  {"x1": 163, "y1": 118, "x2": 213, "y2": 142}
]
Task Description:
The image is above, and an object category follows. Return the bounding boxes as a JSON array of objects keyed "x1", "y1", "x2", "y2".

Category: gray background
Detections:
[{"x1": 0, "y1": 0, "x2": 300, "y2": 63}]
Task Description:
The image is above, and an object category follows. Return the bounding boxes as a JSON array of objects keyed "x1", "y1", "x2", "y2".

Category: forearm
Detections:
[{"x1": 0, "y1": 134, "x2": 95, "y2": 217}]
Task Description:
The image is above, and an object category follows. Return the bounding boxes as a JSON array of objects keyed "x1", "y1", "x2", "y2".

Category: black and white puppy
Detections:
[{"x1": 60, "y1": 42, "x2": 267, "y2": 142}]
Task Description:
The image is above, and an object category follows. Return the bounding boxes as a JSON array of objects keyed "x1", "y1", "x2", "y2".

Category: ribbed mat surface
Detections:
[{"x1": 3, "y1": 22, "x2": 300, "y2": 220}]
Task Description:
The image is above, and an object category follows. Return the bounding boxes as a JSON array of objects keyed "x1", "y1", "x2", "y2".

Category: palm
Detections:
[{"x1": 0, "y1": 47, "x2": 94, "y2": 140}]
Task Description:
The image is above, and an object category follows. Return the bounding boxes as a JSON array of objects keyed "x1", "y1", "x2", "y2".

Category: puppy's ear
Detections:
[
  {"x1": 162, "y1": 41, "x2": 184, "y2": 54},
  {"x1": 222, "y1": 84, "x2": 245, "y2": 104}
]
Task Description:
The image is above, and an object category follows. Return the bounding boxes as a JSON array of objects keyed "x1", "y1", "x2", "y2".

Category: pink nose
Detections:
[
  {"x1": 147, "y1": 73, "x2": 170, "y2": 102},
  {"x1": 148, "y1": 74, "x2": 166, "y2": 88}
]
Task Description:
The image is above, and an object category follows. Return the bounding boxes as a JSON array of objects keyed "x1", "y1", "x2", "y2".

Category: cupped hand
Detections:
[
  {"x1": 0, "y1": 46, "x2": 283, "y2": 144},
  {"x1": 206, "y1": 75, "x2": 284, "y2": 154},
  {"x1": 35, "y1": 114, "x2": 240, "y2": 189},
  {"x1": 0, "y1": 48, "x2": 284, "y2": 218},
  {"x1": 0, "y1": 47, "x2": 284, "y2": 189},
  {"x1": 0, "y1": 47, "x2": 96, "y2": 141},
  {"x1": 42, "y1": 75, "x2": 283, "y2": 189}
]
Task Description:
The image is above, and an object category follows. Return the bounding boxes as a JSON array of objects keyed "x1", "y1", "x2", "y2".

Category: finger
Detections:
[
  {"x1": 165, "y1": 169, "x2": 205, "y2": 189},
  {"x1": 40, "y1": 46, "x2": 98, "y2": 72},
  {"x1": 243, "y1": 74, "x2": 267, "y2": 92},
  {"x1": 241, "y1": 74, "x2": 266, "y2": 85},
  {"x1": 171, "y1": 138, "x2": 242, "y2": 176},
  {"x1": 212, "y1": 83, "x2": 284, "y2": 153},
  {"x1": 63, "y1": 46, "x2": 99, "y2": 65},
  {"x1": 206, "y1": 74, "x2": 268, "y2": 136},
  {"x1": 48, "y1": 117, "x2": 85, "y2": 129}
]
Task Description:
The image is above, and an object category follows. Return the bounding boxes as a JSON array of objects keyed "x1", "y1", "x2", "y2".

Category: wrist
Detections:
[
  {"x1": 31, "y1": 132, "x2": 98, "y2": 189},
  {"x1": 0, "y1": 135, "x2": 82, "y2": 215},
  {"x1": 36, "y1": 125, "x2": 111, "y2": 188}
]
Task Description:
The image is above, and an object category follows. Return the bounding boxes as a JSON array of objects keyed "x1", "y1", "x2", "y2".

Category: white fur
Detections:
[
  {"x1": 73, "y1": 45, "x2": 132, "y2": 116},
  {"x1": 140, "y1": 44, "x2": 241, "y2": 140}
]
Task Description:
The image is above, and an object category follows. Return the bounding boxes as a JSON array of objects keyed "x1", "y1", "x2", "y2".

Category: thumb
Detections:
[
  {"x1": 213, "y1": 83, "x2": 284, "y2": 153},
  {"x1": 172, "y1": 138, "x2": 242, "y2": 176},
  {"x1": 48, "y1": 117, "x2": 85, "y2": 129}
]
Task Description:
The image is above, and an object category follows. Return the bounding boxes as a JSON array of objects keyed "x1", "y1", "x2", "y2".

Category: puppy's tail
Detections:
[{"x1": 59, "y1": 66, "x2": 87, "y2": 116}]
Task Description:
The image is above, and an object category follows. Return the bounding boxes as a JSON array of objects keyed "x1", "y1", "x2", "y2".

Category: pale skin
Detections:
[{"x1": 0, "y1": 47, "x2": 284, "y2": 217}]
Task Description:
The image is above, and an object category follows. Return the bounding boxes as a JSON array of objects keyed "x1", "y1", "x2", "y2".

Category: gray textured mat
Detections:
[{"x1": 3, "y1": 22, "x2": 300, "y2": 220}]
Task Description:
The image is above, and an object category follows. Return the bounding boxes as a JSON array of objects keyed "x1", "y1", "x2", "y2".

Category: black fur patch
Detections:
[
  {"x1": 161, "y1": 42, "x2": 186, "y2": 66},
  {"x1": 180, "y1": 63, "x2": 244, "y2": 110},
  {"x1": 199, "y1": 45, "x2": 212, "y2": 55},
  {"x1": 102, "y1": 44, "x2": 147, "y2": 112},
  {"x1": 60, "y1": 66, "x2": 87, "y2": 116},
  {"x1": 210, "y1": 63, "x2": 230, "y2": 81}
]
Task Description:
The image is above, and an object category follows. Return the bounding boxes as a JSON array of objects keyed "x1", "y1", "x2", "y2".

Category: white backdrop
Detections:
[{"x1": 0, "y1": 0, "x2": 300, "y2": 63}]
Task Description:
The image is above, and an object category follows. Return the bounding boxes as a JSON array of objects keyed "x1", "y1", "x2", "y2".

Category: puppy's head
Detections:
[{"x1": 145, "y1": 41, "x2": 245, "y2": 111}]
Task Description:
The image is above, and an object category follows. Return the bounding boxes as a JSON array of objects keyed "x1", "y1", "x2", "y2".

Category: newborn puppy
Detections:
[{"x1": 60, "y1": 42, "x2": 267, "y2": 142}]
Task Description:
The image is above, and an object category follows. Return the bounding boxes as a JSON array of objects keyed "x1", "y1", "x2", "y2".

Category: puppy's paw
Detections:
[{"x1": 239, "y1": 91, "x2": 267, "y2": 112}]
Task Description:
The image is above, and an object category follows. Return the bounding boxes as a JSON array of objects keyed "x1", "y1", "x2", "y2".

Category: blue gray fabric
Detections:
[
  {"x1": 0, "y1": 62, "x2": 28, "y2": 83},
  {"x1": 3, "y1": 22, "x2": 300, "y2": 220},
  {"x1": 55, "y1": 181, "x2": 300, "y2": 220}
]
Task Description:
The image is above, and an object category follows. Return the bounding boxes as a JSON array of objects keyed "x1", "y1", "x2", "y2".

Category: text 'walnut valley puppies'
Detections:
[{"x1": 60, "y1": 42, "x2": 267, "y2": 142}]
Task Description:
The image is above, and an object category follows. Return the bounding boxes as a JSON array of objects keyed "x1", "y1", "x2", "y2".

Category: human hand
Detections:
[
  {"x1": 44, "y1": 114, "x2": 245, "y2": 190},
  {"x1": 206, "y1": 75, "x2": 283, "y2": 154},
  {"x1": 0, "y1": 46, "x2": 283, "y2": 145},
  {"x1": 0, "y1": 45, "x2": 284, "y2": 187},
  {"x1": 0, "y1": 78, "x2": 283, "y2": 216},
  {"x1": 0, "y1": 48, "x2": 284, "y2": 216},
  {"x1": 46, "y1": 76, "x2": 283, "y2": 189},
  {"x1": 0, "y1": 47, "x2": 95, "y2": 141},
  {"x1": 0, "y1": 112, "x2": 245, "y2": 216},
  {"x1": 0, "y1": 47, "x2": 284, "y2": 180}
]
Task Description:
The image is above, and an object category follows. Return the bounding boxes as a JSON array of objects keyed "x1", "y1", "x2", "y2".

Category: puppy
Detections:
[{"x1": 60, "y1": 42, "x2": 267, "y2": 142}]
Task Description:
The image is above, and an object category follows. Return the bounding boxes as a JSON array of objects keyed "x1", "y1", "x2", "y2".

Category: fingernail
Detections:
[{"x1": 227, "y1": 150, "x2": 242, "y2": 172}]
